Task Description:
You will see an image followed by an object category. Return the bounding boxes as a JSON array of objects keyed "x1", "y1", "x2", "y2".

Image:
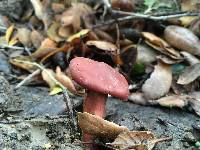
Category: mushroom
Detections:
[{"x1": 69, "y1": 57, "x2": 129, "y2": 148}]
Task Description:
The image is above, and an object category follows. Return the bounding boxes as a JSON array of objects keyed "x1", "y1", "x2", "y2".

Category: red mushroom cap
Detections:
[{"x1": 69, "y1": 57, "x2": 129, "y2": 100}]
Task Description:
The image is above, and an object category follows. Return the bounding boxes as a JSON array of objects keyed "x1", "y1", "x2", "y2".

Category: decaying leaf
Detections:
[
  {"x1": 189, "y1": 92, "x2": 200, "y2": 116},
  {"x1": 142, "y1": 62, "x2": 172, "y2": 99},
  {"x1": 31, "y1": 30, "x2": 45, "y2": 48},
  {"x1": 111, "y1": 0, "x2": 135, "y2": 11},
  {"x1": 136, "y1": 44, "x2": 157, "y2": 65},
  {"x1": 42, "y1": 69, "x2": 56, "y2": 91},
  {"x1": 86, "y1": 40, "x2": 118, "y2": 52},
  {"x1": 5, "y1": 24, "x2": 15, "y2": 44},
  {"x1": 55, "y1": 66, "x2": 77, "y2": 94},
  {"x1": 61, "y1": 3, "x2": 93, "y2": 32},
  {"x1": 177, "y1": 63, "x2": 200, "y2": 85},
  {"x1": 17, "y1": 28, "x2": 32, "y2": 47},
  {"x1": 78, "y1": 112, "x2": 129, "y2": 139},
  {"x1": 51, "y1": 3, "x2": 65, "y2": 13},
  {"x1": 189, "y1": 17, "x2": 200, "y2": 37},
  {"x1": 9, "y1": 57, "x2": 36, "y2": 72},
  {"x1": 142, "y1": 32, "x2": 181, "y2": 60},
  {"x1": 164, "y1": 25, "x2": 200, "y2": 56},
  {"x1": 128, "y1": 92, "x2": 148, "y2": 105},
  {"x1": 47, "y1": 22, "x2": 63, "y2": 42},
  {"x1": 107, "y1": 131, "x2": 171, "y2": 150},
  {"x1": 31, "y1": 38, "x2": 57, "y2": 59},
  {"x1": 58, "y1": 26, "x2": 72, "y2": 38},
  {"x1": 67, "y1": 29, "x2": 90, "y2": 42},
  {"x1": 149, "y1": 95, "x2": 189, "y2": 108},
  {"x1": 49, "y1": 86, "x2": 63, "y2": 95},
  {"x1": 181, "y1": 51, "x2": 200, "y2": 65}
]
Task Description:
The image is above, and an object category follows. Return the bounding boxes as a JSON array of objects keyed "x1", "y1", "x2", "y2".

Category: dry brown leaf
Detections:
[
  {"x1": 9, "y1": 57, "x2": 36, "y2": 72},
  {"x1": 189, "y1": 18, "x2": 200, "y2": 37},
  {"x1": 61, "y1": 3, "x2": 93, "y2": 32},
  {"x1": 180, "y1": 51, "x2": 200, "y2": 65},
  {"x1": 136, "y1": 44, "x2": 157, "y2": 65},
  {"x1": 86, "y1": 40, "x2": 118, "y2": 52},
  {"x1": 30, "y1": 0, "x2": 52, "y2": 30},
  {"x1": 30, "y1": 30, "x2": 45, "y2": 48},
  {"x1": 31, "y1": 38, "x2": 57, "y2": 59},
  {"x1": 164, "y1": 25, "x2": 200, "y2": 56},
  {"x1": 189, "y1": 92, "x2": 200, "y2": 116},
  {"x1": 58, "y1": 26, "x2": 72, "y2": 38},
  {"x1": 47, "y1": 22, "x2": 64, "y2": 42},
  {"x1": 51, "y1": 3, "x2": 65, "y2": 13},
  {"x1": 149, "y1": 95, "x2": 189, "y2": 108},
  {"x1": 111, "y1": 0, "x2": 135, "y2": 11},
  {"x1": 17, "y1": 28, "x2": 32, "y2": 47},
  {"x1": 41, "y1": 69, "x2": 56, "y2": 90},
  {"x1": 55, "y1": 66, "x2": 77, "y2": 94},
  {"x1": 142, "y1": 62, "x2": 172, "y2": 99},
  {"x1": 177, "y1": 63, "x2": 200, "y2": 85},
  {"x1": 78, "y1": 112, "x2": 129, "y2": 139},
  {"x1": 142, "y1": 32, "x2": 181, "y2": 60},
  {"x1": 107, "y1": 131, "x2": 171, "y2": 150},
  {"x1": 156, "y1": 55, "x2": 182, "y2": 65}
]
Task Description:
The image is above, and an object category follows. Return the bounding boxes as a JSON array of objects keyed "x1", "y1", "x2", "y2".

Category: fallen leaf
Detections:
[
  {"x1": 189, "y1": 92, "x2": 200, "y2": 116},
  {"x1": 5, "y1": 24, "x2": 15, "y2": 44},
  {"x1": 8, "y1": 35, "x2": 18, "y2": 46},
  {"x1": 86, "y1": 40, "x2": 118, "y2": 52},
  {"x1": 47, "y1": 22, "x2": 64, "y2": 42},
  {"x1": 149, "y1": 95, "x2": 189, "y2": 108},
  {"x1": 58, "y1": 26, "x2": 72, "y2": 38},
  {"x1": 164, "y1": 25, "x2": 200, "y2": 56},
  {"x1": 61, "y1": 3, "x2": 93, "y2": 32},
  {"x1": 78, "y1": 112, "x2": 129, "y2": 139},
  {"x1": 31, "y1": 38, "x2": 57, "y2": 59},
  {"x1": 142, "y1": 32, "x2": 181, "y2": 60},
  {"x1": 189, "y1": 18, "x2": 200, "y2": 37},
  {"x1": 142, "y1": 62, "x2": 172, "y2": 99},
  {"x1": 177, "y1": 63, "x2": 200, "y2": 85},
  {"x1": 128, "y1": 92, "x2": 148, "y2": 105},
  {"x1": 180, "y1": 51, "x2": 200, "y2": 65},
  {"x1": 49, "y1": 86, "x2": 63, "y2": 95},
  {"x1": 42, "y1": 69, "x2": 56, "y2": 90},
  {"x1": 9, "y1": 57, "x2": 36, "y2": 72},
  {"x1": 107, "y1": 131, "x2": 171, "y2": 150},
  {"x1": 51, "y1": 3, "x2": 65, "y2": 13},
  {"x1": 31, "y1": 30, "x2": 45, "y2": 48},
  {"x1": 55, "y1": 66, "x2": 77, "y2": 94},
  {"x1": 17, "y1": 28, "x2": 32, "y2": 47},
  {"x1": 67, "y1": 29, "x2": 90, "y2": 42},
  {"x1": 111, "y1": 0, "x2": 135, "y2": 11}
]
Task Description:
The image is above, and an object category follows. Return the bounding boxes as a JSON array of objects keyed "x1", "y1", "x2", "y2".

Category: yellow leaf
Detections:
[
  {"x1": 49, "y1": 86, "x2": 63, "y2": 95},
  {"x1": 67, "y1": 29, "x2": 90, "y2": 42},
  {"x1": 5, "y1": 24, "x2": 15, "y2": 44},
  {"x1": 8, "y1": 36, "x2": 18, "y2": 46}
]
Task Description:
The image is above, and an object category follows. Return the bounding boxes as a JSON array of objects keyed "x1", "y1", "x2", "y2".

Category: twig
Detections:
[
  {"x1": 0, "y1": 44, "x2": 32, "y2": 51},
  {"x1": 93, "y1": 11, "x2": 200, "y2": 28},
  {"x1": 12, "y1": 60, "x2": 77, "y2": 132},
  {"x1": 15, "y1": 69, "x2": 41, "y2": 89}
]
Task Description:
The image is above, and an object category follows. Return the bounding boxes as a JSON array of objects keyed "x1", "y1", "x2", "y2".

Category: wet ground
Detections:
[{"x1": 0, "y1": 72, "x2": 199, "y2": 149}]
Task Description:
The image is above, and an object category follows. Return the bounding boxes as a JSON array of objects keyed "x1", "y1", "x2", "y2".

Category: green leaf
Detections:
[
  {"x1": 195, "y1": 141, "x2": 200, "y2": 149},
  {"x1": 133, "y1": 63, "x2": 145, "y2": 75},
  {"x1": 49, "y1": 86, "x2": 63, "y2": 95},
  {"x1": 144, "y1": 0, "x2": 157, "y2": 8}
]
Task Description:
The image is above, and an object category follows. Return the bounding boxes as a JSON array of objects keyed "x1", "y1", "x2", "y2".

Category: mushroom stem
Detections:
[
  {"x1": 84, "y1": 90, "x2": 107, "y2": 118},
  {"x1": 83, "y1": 90, "x2": 107, "y2": 150}
]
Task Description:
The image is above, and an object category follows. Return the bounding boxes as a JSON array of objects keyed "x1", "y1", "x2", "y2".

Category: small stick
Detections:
[{"x1": 15, "y1": 69, "x2": 41, "y2": 89}]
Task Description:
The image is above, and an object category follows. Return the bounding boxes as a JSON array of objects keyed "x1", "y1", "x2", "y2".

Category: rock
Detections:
[{"x1": 0, "y1": 51, "x2": 12, "y2": 75}]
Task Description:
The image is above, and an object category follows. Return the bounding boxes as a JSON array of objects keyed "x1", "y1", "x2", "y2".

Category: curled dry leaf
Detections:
[
  {"x1": 58, "y1": 26, "x2": 72, "y2": 38},
  {"x1": 17, "y1": 28, "x2": 32, "y2": 47},
  {"x1": 86, "y1": 40, "x2": 118, "y2": 52},
  {"x1": 47, "y1": 22, "x2": 63, "y2": 42},
  {"x1": 67, "y1": 29, "x2": 90, "y2": 42},
  {"x1": 177, "y1": 63, "x2": 200, "y2": 85},
  {"x1": 189, "y1": 17, "x2": 200, "y2": 37},
  {"x1": 55, "y1": 66, "x2": 77, "y2": 94},
  {"x1": 180, "y1": 51, "x2": 200, "y2": 65},
  {"x1": 142, "y1": 32, "x2": 181, "y2": 60},
  {"x1": 31, "y1": 38, "x2": 57, "y2": 59},
  {"x1": 78, "y1": 112, "x2": 129, "y2": 139},
  {"x1": 42, "y1": 69, "x2": 56, "y2": 90},
  {"x1": 31, "y1": 30, "x2": 45, "y2": 48},
  {"x1": 164, "y1": 25, "x2": 200, "y2": 56},
  {"x1": 51, "y1": 3, "x2": 65, "y2": 13},
  {"x1": 149, "y1": 95, "x2": 190, "y2": 108},
  {"x1": 9, "y1": 57, "x2": 36, "y2": 72},
  {"x1": 61, "y1": 3, "x2": 93, "y2": 32},
  {"x1": 142, "y1": 62, "x2": 172, "y2": 99},
  {"x1": 136, "y1": 44, "x2": 157, "y2": 65},
  {"x1": 156, "y1": 55, "x2": 183, "y2": 65},
  {"x1": 107, "y1": 131, "x2": 172, "y2": 150},
  {"x1": 5, "y1": 24, "x2": 15, "y2": 44},
  {"x1": 30, "y1": 0, "x2": 52, "y2": 30}
]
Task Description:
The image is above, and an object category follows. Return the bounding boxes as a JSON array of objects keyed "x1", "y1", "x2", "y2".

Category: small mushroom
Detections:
[{"x1": 69, "y1": 57, "x2": 129, "y2": 148}]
